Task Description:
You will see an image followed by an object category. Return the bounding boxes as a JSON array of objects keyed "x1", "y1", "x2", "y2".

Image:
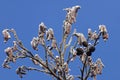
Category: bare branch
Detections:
[{"x1": 2, "y1": 5, "x2": 108, "y2": 80}]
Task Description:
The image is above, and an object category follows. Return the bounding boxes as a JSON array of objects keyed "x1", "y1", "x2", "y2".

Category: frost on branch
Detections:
[
  {"x1": 2, "y1": 5, "x2": 109, "y2": 80},
  {"x1": 2, "y1": 29, "x2": 11, "y2": 43}
]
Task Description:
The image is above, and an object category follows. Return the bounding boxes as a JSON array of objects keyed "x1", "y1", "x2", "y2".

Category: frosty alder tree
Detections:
[{"x1": 2, "y1": 5, "x2": 108, "y2": 80}]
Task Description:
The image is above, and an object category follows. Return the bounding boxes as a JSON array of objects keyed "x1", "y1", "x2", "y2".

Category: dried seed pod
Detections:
[
  {"x1": 16, "y1": 66, "x2": 26, "y2": 78},
  {"x1": 99, "y1": 25, "x2": 109, "y2": 41},
  {"x1": 51, "y1": 39, "x2": 57, "y2": 49},
  {"x1": 102, "y1": 32, "x2": 109, "y2": 41},
  {"x1": 88, "y1": 28, "x2": 92, "y2": 38},
  {"x1": 96, "y1": 58, "x2": 104, "y2": 74},
  {"x1": 76, "y1": 48, "x2": 84, "y2": 56},
  {"x1": 2, "y1": 29, "x2": 11, "y2": 43},
  {"x1": 96, "y1": 58, "x2": 104, "y2": 67},
  {"x1": 3, "y1": 63, "x2": 11, "y2": 69},
  {"x1": 80, "y1": 33, "x2": 87, "y2": 44},
  {"x1": 2, "y1": 58, "x2": 11, "y2": 69},
  {"x1": 39, "y1": 37, "x2": 45, "y2": 45},
  {"x1": 99, "y1": 25, "x2": 107, "y2": 33},
  {"x1": 46, "y1": 28, "x2": 54, "y2": 41},
  {"x1": 64, "y1": 21, "x2": 72, "y2": 34},
  {"x1": 88, "y1": 56, "x2": 93, "y2": 66},
  {"x1": 70, "y1": 5, "x2": 80, "y2": 23},
  {"x1": 31, "y1": 37, "x2": 39, "y2": 50},
  {"x1": 74, "y1": 32, "x2": 87, "y2": 46},
  {"x1": 4, "y1": 47, "x2": 15, "y2": 61},
  {"x1": 64, "y1": 62, "x2": 69, "y2": 73},
  {"x1": 39, "y1": 22, "x2": 47, "y2": 34},
  {"x1": 90, "y1": 63, "x2": 98, "y2": 77},
  {"x1": 64, "y1": 5, "x2": 80, "y2": 24}
]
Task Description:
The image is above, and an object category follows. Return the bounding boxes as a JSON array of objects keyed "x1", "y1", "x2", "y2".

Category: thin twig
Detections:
[
  {"x1": 81, "y1": 55, "x2": 88, "y2": 80},
  {"x1": 10, "y1": 29, "x2": 61, "y2": 80},
  {"x1": 27, "y1": 67, "x2": 49, "y2": 74},
  {"x1": 43, "y1": 45, "x2": 49, "y2": 67},
  {"x1": 84, "y1": 66, "x2": 91, "y2": 80},
  {"x1": 94, "y1": 32, "x2": 101, "y2": 46},
  {"x1": 30, "y1": 56, "x2": 62, "y2": 80},
  {"x1": 11, "y1": 29, "x2": 34, "y2": 57},
  {"x1": 67, "y1": 40, "x2": 78, "y2": 64}
]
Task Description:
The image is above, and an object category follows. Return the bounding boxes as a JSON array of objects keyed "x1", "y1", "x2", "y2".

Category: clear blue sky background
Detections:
[{"x1": 0, "y1": 0, "x2": 119, "y2": 80}]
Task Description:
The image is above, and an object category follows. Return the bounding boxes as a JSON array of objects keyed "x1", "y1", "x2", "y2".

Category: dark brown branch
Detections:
[
  {"x1": 81, "y1": 55, "x2": 88, "y2": 80},
  {"x1": 30, "y1": 56, "x2": 62, "y2": 80},
  {"x1": 85, "y1": 67, "x2": 91, "y2": 80},
  {"x1": 10, "y1": 29, "x2": 34, "y2": 57}
]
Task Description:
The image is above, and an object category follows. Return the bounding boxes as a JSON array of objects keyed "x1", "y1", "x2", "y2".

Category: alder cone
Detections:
[
  {"x1": 86, "y1": 51, "x2": 92, "y2": 56},
  {"x1": 76, "y1": 48, "x2": 84, "y2": 56},
  {"x1": 89, "y1": 46, "x2": 95, "y2": 52}
]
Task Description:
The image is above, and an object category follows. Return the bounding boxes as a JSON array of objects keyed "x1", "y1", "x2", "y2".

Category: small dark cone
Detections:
[
  {"x1": 89, "y1": 46, "x2": 95, "y2": 52},
  {"x1": 86, "y1": 51, "x2": 92, "y2": 56},
  {"x1": 82, "y1": 41, "x2": 88, "y2": 47},
  {"x1": 76, "y1": 48, "x2": 84, "y2": 56}
]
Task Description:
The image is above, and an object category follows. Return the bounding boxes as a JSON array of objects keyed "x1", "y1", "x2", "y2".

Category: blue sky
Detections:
[{"x1": 0, "y1": 0, "x2": 120, "y2": 80}]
